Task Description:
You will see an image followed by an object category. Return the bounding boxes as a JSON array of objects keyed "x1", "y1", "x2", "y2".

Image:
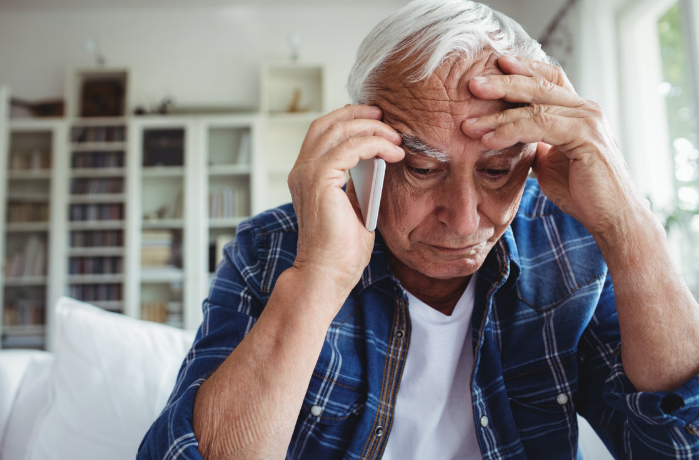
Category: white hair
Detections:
[{"x1": 347, "y1": 0, "x2": 554, "y2": 105}]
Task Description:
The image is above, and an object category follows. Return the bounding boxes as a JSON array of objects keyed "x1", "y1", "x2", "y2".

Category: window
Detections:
[{"x1": 657, "y1": 1, "x2": 699, "y2": 294}]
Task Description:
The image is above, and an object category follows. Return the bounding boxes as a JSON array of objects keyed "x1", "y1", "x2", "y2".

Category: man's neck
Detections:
[{"x1": 388, "y1": 253, "x2": 471, "y2": 316}]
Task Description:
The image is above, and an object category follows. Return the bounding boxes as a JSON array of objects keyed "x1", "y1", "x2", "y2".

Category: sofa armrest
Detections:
[{"x1": 0, "y1": 350, "x2": 52, "y2": 444}]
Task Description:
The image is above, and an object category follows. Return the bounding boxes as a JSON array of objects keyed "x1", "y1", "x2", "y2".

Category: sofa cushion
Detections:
[
  {"x1": 0, "y1": 352, "x2": 53, "y2": 460},
  {"x1": 23, "y1": 297, "x2": 195, "y2": 460}
]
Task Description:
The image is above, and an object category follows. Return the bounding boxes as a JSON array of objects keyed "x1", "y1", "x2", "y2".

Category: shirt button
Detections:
[
  {"x1": 480, "y1": 415, "x2": 489, "y2": 428},
  {"x1": 395, "y1": 330, "x2": 404, "y2": 339},
  {"x1": 556, "y1": 393, "x2": 569, "y2": 405},
  {"x1": 310, "y1": 405, "x2": 323, "y2": 416},
  {"x1": 375, "y1": 426, "x2": 384, "y2": 437}
]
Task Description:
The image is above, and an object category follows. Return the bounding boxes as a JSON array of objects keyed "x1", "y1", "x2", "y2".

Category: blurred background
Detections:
[{"x1": 0, "y1": 0, "x2": 697, "y2": 350}]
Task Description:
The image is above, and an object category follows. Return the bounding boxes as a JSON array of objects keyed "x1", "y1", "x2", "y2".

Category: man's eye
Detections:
[
  {"x1": 407, "y1": 165, "x2": 435, "y2": 176},
  {"x1": 483, "y1": 168, "x2": 510, "y2": 178}
]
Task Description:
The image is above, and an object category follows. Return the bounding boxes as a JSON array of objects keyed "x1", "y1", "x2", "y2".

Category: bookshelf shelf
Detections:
[
  {"x1": 5, "y1": 222, "x2": 50, "y2": 232},
  {"x1": 7, "y1": 194, "x2": 50, "y2": 202},
  {"x1": 142, "y1": 166, "x2": 185, "y2": 177},
  {"x1": 8, "y1": 170, "x2": 52, "y2": 180},
  {"x1": 71, "y1": 168, "x2": 126, "y2": 178},
  {"x1": 2, "y1": 324, "x2": 46, "y2": 336},
  {"x1": 67, "y1": 274, "x2": 124, "y2": 283},
  {"x1": 140, "y1": 267, "x2": 185, "y2": 282},
  {"x1": 4, "y1": 276, "x2": 48, "y2": 286},
  {"x1": 141, "y1": 219, "x2": 184, "y2": 229},
  {"x1": 71, "y1": 142, "x2": 127, "y2": 152},
  {"x1": 208, "y1": 165, "x2": 251, "y2": 176},
  {"x1": 68, "y1": 221, "x2": 125, "y2": 230},
  {"x1": 70, "y1": 117, "x2": 128, "y2": 127},
  {"x1": 69, "y1": 194, "x2": 126, "y2": 204},
  {"x1": 68, "y1": 247, "x2": 125, "y2": 257},
  {"x1": 209, "y1": 217, "x2": 248, "y2": 228}
]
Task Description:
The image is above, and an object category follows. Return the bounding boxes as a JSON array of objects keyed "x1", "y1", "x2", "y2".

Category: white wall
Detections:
[{"x1": 0, "y1": 1, "x2": 558, "y2": 113}]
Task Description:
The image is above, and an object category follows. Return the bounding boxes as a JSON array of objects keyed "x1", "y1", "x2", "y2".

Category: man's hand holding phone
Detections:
[{"x1": 288, "y1": 105, "x2": 404, "y2": 316}]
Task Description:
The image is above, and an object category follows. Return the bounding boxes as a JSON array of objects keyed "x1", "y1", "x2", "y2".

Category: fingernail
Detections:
[
  {"x1": 465, "y1": 117, "x2": 479, "y2": 124},
  {"x1": 473, "y1": 76, "x2": 489, "y2": 85},
  {"x1": 483, "y1": 132, "x2": 495, "y2": 140},
  {"x1": 395, "y1": 145, "x2": 405, "y2": 153}
]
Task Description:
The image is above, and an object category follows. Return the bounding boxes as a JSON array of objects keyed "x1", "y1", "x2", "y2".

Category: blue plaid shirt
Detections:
[{"x1": 139, "y1": 179, "x2": 699, "y2": 459}]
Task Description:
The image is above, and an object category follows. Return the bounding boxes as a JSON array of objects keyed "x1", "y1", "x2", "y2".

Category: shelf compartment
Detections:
[{"x1": 141, "y1": 219, "x2": 184, "y2": 229}]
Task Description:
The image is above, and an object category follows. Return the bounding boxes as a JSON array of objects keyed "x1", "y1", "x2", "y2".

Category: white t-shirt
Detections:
[{"x1": 382, "y1": 274, "x2": 483, "y2": 460}]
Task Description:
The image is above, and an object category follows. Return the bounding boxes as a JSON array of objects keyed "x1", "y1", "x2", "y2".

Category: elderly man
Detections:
[{"x1": 139, "y1": 1, "x2": 699, "y2": 459}]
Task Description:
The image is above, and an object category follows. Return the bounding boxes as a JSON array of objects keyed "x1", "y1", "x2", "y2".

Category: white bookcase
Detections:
[
  {"x1": 260, "y1": 62, "x2": 326, "y2": 210},
  {"x1": 1, "y1": 61, "x2": 319, "y2": 349}
]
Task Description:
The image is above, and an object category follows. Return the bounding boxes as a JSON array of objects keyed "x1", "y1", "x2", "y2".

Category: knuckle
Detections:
[
  {"x1": 493, "y1": 110, "x2": 510, "y2": 123},
  {"x1": 529, "y1": 104, "x2": 546, "y2": 117},
  {"x1": 536, "y1": 77, "x2": 555, "y2": 92},
  {"x1": 327, "y1": 121, "x2": 346, "y2": 138},
  {"x1": 534, "y1": 113, "x2": 554, "y2": 130}
]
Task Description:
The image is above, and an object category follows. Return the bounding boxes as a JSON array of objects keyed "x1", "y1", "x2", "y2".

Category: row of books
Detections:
[
  {"x1": 3, "y1": 300, "x2": 45, "y2": 327},
  {"x1": 9, "y1": 150, "x2": 51, "y2": 171},
  {"x1": 7, "y1": 203, "x2": 49, "y2": 223},
  {"x1": 70, "y1": 178, "x2": 124, "y2": 195},
  {"x1": 68, "y1": 256, "x2": 123, "y2": 275},
  {"x1": 71, "y1": 126, "x2": 126, "y2": 143},
  {"x1": 209, "y1": 186, "x2": 250, "y2": 219},
  {"x1": 141, "y1": 301, "x2": 183, "y2": 327},
  {"x1": 69, "y1": 284, "x2": 122, "y2": 302},
  {"x1": 4, "y1": 235, "x2": 47, "y2": 278},
  {"x1": 141, "y1": 230, "x2": 175, "y2": 267},
  {"x1": 72, "y1": 151, "x2": 125, "y2": 169},
  {"x1": 70, "y1": 230, "x2": 123, "y2": 248},
  {"x1": 69, "y1": 204, "x2": 124, "y2": 222}
]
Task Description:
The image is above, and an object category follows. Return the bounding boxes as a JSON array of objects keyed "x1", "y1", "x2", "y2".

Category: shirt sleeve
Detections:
[
  {"x1": 576, "y1": 272, "x2": 699, "y2": 459},
  {"x1": 137, "y1": 222, "x2": 265, "y2": 460}
]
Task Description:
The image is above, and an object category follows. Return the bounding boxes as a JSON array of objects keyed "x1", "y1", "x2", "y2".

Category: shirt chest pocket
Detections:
[
  {"x1": 504, "y1": 352, "x2": 579, "y2": 420},
  {"x1": 299, "y1": 369, "x2": 366, "y2": 426}
]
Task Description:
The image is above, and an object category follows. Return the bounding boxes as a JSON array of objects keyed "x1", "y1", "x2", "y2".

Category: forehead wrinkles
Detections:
[{"x1": 375, "y1": 51, "x2": 506, "y2": 130}]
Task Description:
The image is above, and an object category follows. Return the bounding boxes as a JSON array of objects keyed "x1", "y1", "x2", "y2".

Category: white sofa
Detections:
[{"x1": 0, "y1": 297, "x2": 614, "y2": 460}]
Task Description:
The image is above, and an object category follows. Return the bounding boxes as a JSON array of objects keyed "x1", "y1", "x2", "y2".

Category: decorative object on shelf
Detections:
[
  {"x1": 9, "y1": 98, "x2": 64, "y2": 118},
  {"x1": 143, "y1": 205, "x2": 170, "y2": 222},
  {"x1": 287, "y1": 88, "x2": 310, "y2": 113}
]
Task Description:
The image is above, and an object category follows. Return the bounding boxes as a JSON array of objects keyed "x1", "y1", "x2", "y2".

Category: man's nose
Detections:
[{"x1": 434, "y1": 181, "x2": 480, "y2": 238}]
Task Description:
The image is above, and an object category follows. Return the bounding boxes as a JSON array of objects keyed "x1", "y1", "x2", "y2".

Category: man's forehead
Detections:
[{"x1": 375, "y1": 51, "x2": 514, "y2": 129}]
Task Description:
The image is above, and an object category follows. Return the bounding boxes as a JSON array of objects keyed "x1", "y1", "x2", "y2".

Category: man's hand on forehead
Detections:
[{"x1": 460, "y1": 54, "x2": 641, "y2": 243}]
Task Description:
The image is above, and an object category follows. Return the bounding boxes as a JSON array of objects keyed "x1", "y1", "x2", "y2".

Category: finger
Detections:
[
  {"x1": 498, "y1": 56, "x2": 577, "y2": 94},
  {"x1": 469, "y1": 74, "x2": 586, "y2": 108},
  {"x1": 461, "y1": 104, "x2": 586, "y2": 138},
  {"x1": 318, "y1": 136, "x2": 405, "y2": 173},
  {"x1": 312, "y1": 118, "x2": 402, "y2": 159},
  {"x1": 479, "y1": 114, "x2": 583, "y2": 152},
  {"x1": 306, "y1": 105, "x2": 383, "y2": 141}
]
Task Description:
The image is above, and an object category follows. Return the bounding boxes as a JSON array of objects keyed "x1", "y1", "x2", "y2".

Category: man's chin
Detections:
[{"x1": 405, "y1": 253, "x2": 484, "y2": 280}]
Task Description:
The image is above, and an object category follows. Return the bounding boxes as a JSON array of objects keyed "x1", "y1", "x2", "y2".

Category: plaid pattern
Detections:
[{"x1": 138, "y1": 179, "x2": 699, "y2": 459}]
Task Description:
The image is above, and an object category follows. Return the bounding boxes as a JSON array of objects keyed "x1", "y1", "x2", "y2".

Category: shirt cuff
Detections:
[{"x1": 602, "y1": 352, "x2": 699, "y2": 428}]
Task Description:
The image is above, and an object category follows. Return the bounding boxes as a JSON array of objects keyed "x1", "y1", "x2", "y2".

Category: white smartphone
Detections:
[{"x1": 349, "y1": 158, "x2": 386, "y2": 232}]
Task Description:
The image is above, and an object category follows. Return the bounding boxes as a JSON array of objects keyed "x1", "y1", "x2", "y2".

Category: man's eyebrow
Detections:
[{"x1": 398, "y1": 132, "x2": 449, "y2": 162}]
